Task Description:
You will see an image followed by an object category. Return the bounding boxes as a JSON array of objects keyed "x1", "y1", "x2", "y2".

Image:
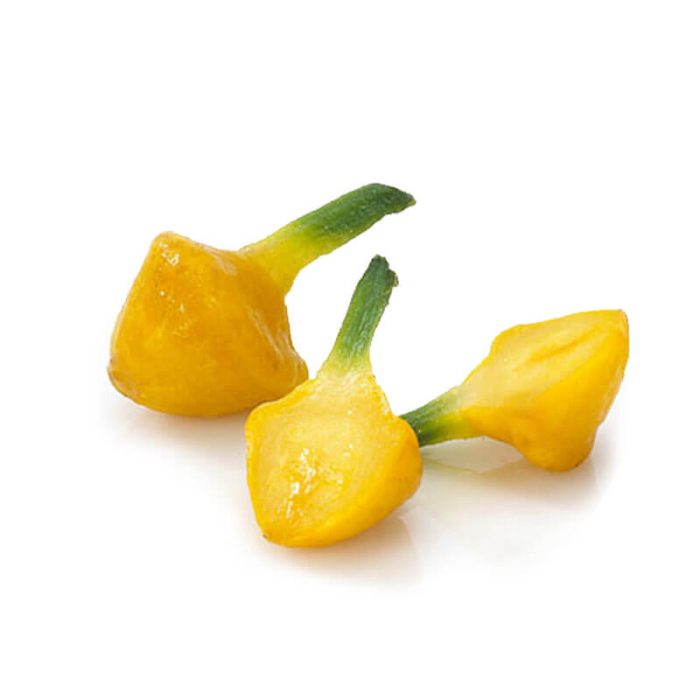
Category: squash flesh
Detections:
[{"x1": 246, "y1": 371, "x2": 421, "y2": 547}]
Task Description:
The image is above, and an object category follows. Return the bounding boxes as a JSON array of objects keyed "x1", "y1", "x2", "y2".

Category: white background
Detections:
[{"x1": 2, "y1": 1, "x2": 699, "y2": 698}]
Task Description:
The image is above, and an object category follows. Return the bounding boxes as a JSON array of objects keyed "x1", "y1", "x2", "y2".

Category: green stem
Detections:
[
  {"x1": 401, "y1": 388, "x2": 481, "y2": 446},
  {"x1": 242, "y1": 184, "x2": 415, "y2": 293},
  {"x1": 323, "y1": 256, "x2": 397, "y2": 373}
]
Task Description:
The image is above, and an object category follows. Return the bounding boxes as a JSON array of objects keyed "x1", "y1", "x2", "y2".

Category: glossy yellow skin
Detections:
[
  {"x1": 458, "y1": 310, "x2": 629, "y2": 471},
  {"x1": 109, "y1": 233, "x2": 307, "y2": 416},
  {"x1": 246, "y1": 369, "x2": 421, "y2": 547}
]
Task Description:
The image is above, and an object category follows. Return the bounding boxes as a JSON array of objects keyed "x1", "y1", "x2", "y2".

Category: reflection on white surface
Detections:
[
  {"x1": 421, "y1": 437, "x2": 525, "y2": 474},
  {"x1": 411, "y1": 436, "x2": 608, "y2": 563},
  {"x1": 108, "y1": 399, "x2": 249, "y2": 474},
  {"x1": 268, "y1": 516, "x2": 420, "y2": 585}
]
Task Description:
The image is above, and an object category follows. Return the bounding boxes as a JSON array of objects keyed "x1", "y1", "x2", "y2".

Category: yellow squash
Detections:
[
  {"x1": 402, "y1": 310, "x2": 629, "y2": 471},
  {"x1": 246, "y1": 257, "x2": 421, "y2": 547},
  {"x1": 109, "y1": 184, "x2": 415, "y2": 416}
]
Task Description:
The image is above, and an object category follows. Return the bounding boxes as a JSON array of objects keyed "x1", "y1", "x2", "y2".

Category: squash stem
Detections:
[
  {"x1": 401, "y1": 388, "x2": 481, "y2": 446},
  {"x1": 323, "y1": 255, "x2": 397, "y2": 373},
  {"x1": 242, "y1": 184, "x2": 414, "y2": 294}
]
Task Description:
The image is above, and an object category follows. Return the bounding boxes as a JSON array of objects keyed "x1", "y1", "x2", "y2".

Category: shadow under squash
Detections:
[
  {"x1": 109, "y1": 400, "x2": 248, "y2": 475},
  {"x1": 414, "y1": 436, "x2": 611, "y2": 562},
  {"x1": 270, "y1": 515, "x2": 420, "y2": 586}
]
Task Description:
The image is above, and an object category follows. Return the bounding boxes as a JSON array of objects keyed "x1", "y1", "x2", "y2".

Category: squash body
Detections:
[
  {"x1": 461, "y1": 310, "x2": 629, "y2": 471},
  {"x1": 246, "y1": 371, "x2": 421, "y2": 547},
  {"x1": 109, "y1": 233, "x2": 307, "y2": 416}
]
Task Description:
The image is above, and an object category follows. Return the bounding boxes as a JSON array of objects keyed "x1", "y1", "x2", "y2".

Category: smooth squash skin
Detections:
[
  {"x1": 108, "y1": 184, "x2": 414, "y2": 416},
  {"x1": 403, "y1": 310, "x2": 629, "y2": 472},
  {"x1": 109, "y1": 235, "x2": 306, "y2": 415},
  {"x1": 246, "y1": 257, "x2": 421, "y2": 547}
]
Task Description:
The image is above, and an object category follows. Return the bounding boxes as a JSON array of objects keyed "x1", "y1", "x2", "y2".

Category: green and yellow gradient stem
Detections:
[
  {"x1": 242, "y1": 184, "x2": 415, "y2": 294},
  {"x1": 321, "y1": 255, "x2": 397, "y2": 375},
  {"x1": 401, "y1": 388, "x2": 481, "y2": 446}
]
